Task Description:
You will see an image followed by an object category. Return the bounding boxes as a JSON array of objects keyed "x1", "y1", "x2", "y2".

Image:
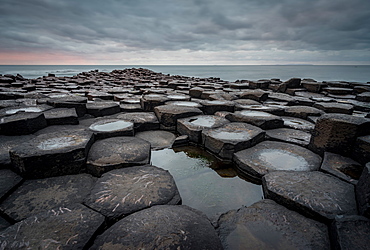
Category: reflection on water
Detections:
[
  {"x1": 5, "y1": 107, "x2": 43, "y2": 114},
  {"x1": 151, "y1": 146, "x2": 263, "y2": 219},
  {"x1": 189, "y1": 116, "x2": 216, "y2": 127},
  {"x1": 37, "y1": 136, "x2": 85, "y2": 150},
  {"x1": 258, "y1": 150, "x2": 309, "y2": 171},
  {"x1": 89, "y1": 120, "x2": 132, "y2": 132}
]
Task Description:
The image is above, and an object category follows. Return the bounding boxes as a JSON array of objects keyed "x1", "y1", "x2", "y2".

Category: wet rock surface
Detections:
[
  {"x1": 234, "y1": 141, "x2": 321, "y2": 180},
  {"x1": 92, "y1": 205, "x2": 222, "y2": 249},
  {"x1": 85, "y1": 166, "x2": 181, "y2": 220},
  {"x1": 263, "y1": 171, "x2": 358, "y2": 222},
  {"x1": 0, "y1": 68, "x2": 369, "y2": 249},
  {"x1": 217, "y1": 199, "x2": 330, "y2": 250}
]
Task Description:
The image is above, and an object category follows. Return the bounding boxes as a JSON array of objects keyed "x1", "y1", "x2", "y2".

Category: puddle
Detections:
[
  {"x1": 151, "y1": 146, "x2": 263, "y2": 219},
  {"x1": 207, "y1": 100, "x2": 227, "y2": 105},
  {"x1": 258, "y1": 150, "x2": 309, "y2": 171},
  {"x1": 167, "y1": 95, "x2": 187, "y2": 100},
  {"x1": 89, "y1": 120, "x2": 132, "y2": 132},
  {"x1": 212, "y1": 131, "x2": 252, "y2": 140},
  {"x1": 190, "y1": 116, "x2": 216, "y2": 127},
  {"x1": 170, "y1": 101, "x2": 200, "y2": 107},
  {"x1": 239, "y1": 110, "x2": 272, "y2": 117},
  {"x1": 37, "y1": 136, "x2": 86, "y2": 150},
  {"x1": 5, "y1": 107, "x2": 43, "y2": 115}
]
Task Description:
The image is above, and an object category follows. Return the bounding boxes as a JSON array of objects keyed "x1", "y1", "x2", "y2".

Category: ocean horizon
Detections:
[{"x1": 1, "y1": 65, "x2": 370, "y2": 83}]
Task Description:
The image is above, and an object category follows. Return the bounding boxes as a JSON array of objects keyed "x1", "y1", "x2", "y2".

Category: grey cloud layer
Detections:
[{"x1": 1, "y1": 0, "x2": 369, "y2": 60}]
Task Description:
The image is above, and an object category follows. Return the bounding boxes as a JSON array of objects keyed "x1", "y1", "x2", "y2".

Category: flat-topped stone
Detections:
[
  {"x1": 284, "y1": 105, "x2": 324, "y2": 119},
  {"x1": 86, "y1": 102, "x2": 120, "y2": 117},
  {"x1": 266, "y1": 128, "x2": 311, "y2": 146},
  {"x1": 281, "y1": 116, "x2": 315, "y2": 132},
  {"x1": 0, "y1": 174, "x2": 95, "y2": 221},
  {"x1": 330, "y1": 215, "x2": 370, "y2": 250},
  {"x1": 202, "y1": 122, "x2": 265, "y2": 159},
  {"x1": 135, "y1": 130, "x2": 176, "y2": 149},
  {"x1": 85, "y1": 166, "x2": 181, "y2": 220},
  {"x1": 0, "y1": 134, "x2": 35, "y2": 167},
  {"x1": 154, "y1": 104, "x2": 202, "y2": 129},
  {"x1": 309, "y1": 114, "x2": 370, "y2": 155},
  {"x1": 226, "y1": 110, "x2": 284, "y2": 129},
  {"x1": 321, "y1": 152, "x2": 363, "y2": 184},
  {"x1": 217, "y1": 199, "x2": 329, "y2": 250},
  {"x1": 166, "y1": 100, "x2": 202, "y2": 108},
  {"x1": 262, "y1": 171, "x2": 358, "y2": 222},
  {"x1": 89, "y1": 118, "x2": 134, "y2": 139},
  {"x1": 43, "y1": 108, "x2": 79, "y2": 125},
  {"x1": 0, "y1": 112, "x2": 47, "y2": 135},
  {"x1": 10, "y1": 130, "x2": 94, "y2": 179},
  {"x1": 116, "y1": 112, "x2": 160, "y2": 131},
  {"x1": 91, "y1": 205, "x2": 222, "y2": 249},
  {"x1": 313, "y1": 102, "x2": 354, "y2": 114},
  {"x1": 235, "y1": 104, "x2": 285, "y2": 116},
  {"x1": 0, "y1": 104, "x2": 52, "y2": 116},
  {"x1": 140, "y1": 94, "x2": 169, "y2": 111},
  {"x1": 323, "y1": 87, "x2": 353, "y2": 95},
  {"x1": 200, "y1": 100, "x2": 235, "y2": 114},
  {"x1": 0, "y1": 204, "x2": 104, "y2": 249},
  {"x1": 86, "y1": 136, "x2": 150, "y2": 176},
  {"x1": 177, "y1": 115, "x2": 230, "y2": 143},
  {"x1": 234, "y1": 141, "x2": 321, "y2": 181},
  {"x1": 239, "y1": 89, "x2": 269, "y2": 102}
]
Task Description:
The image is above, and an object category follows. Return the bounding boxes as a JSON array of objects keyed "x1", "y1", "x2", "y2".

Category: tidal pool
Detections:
[
  {"x1": 89, "y1": 120, "x2": 132, "y2": 132},
  {"x1": 151, "y1": 146, "x2": 263, "y2": 219}
]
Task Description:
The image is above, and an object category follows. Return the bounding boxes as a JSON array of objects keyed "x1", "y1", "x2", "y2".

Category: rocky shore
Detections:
[{"x1": 0, "y1": 68, "x2": 369, "y2": 249}]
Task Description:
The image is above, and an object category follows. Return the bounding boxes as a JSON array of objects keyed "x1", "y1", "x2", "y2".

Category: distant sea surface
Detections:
[{"x1": 0, "y1": 65, "x2": 369, "y2": 83}]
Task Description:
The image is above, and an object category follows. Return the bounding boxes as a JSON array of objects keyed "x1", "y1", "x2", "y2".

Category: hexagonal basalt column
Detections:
[
  {"x1": 266, "y1": 128, "x2": 311, "y2": 147},
  {"x1": 309, "y1": 114, "x2": 370, "y2": 155},
  {"x1": 217, "y1": 199, "x2": 329, "y2": 250},
  {"x1": 0, "y1": 112, "x2": 47, "y2": 135},
  {"x1": 86, "y1": 137, "x2": 150, "y2": 176},
  {"x1": 0, "y1": 204, "x2": 104, "y2": 249},
  {"x1": 91, "y1": 205, "x2": 222, "y2": 249},
  {"x1": 356, "y1": 163, "x2": 370, "y2": 218},
  {"x1": 226, "y1": 110, "x2": 284, "y2": 129},
  {"x1": 202, "y1": 122, "x2": 265, "y2": 159},
  {"x1": 284, "y1": 106, "x2": 323, "y2": 119},
  {"x1": 86, "y1": 102, "x2": 120, "y2": 117},
  {"x1": 10, "y1": 130, "x2": 94, "y2": 179},
  {"x1": 234, "y1": 141, "x2": 321, "y2": 181},
  {"x1": 262, "y1": 171, "x2": 358, "y2": 222},
  {"x1": 43, "y1": 108, "x2": 79, "y2": 125},
  {"x1": 177, "y1": 115, "x2": 230, "y2": 143},
  {"x1": 135, "y1": 130, "x2": 176, "y2": 150},
  {"x1": 117, "y1": 112, "x2": 160, "y2": 132},
  {"x1": 154, "y1": 104, "x2": 202, "y2": 130},
  {"x1": 140, "y1": 94, "x2": 169, "y2": 111},
  {"x1": 84, "y1": 165, "x2": 181, "y2": 220},
  {"x1": 89, "y1": 119, "x2": 134, "y2": 140},
  {"x1": 0, "y1": 174, "x2": 96, "y2": 221},
  {"x1": 200, "y1": 100, "x2": 235, "y2": 115}
]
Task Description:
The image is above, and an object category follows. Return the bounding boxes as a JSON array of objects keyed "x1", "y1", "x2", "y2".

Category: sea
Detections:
[{"x1": 0, "y1": 65, "x2": 369, "y2": 83}]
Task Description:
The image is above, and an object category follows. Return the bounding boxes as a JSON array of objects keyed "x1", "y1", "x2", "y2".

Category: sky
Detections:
[{"x1": 0, "y1": 0, "x2": 370, "y2": 65}]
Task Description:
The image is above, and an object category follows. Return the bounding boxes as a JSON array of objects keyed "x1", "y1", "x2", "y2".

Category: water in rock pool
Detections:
[{"x1": 151, "y1": 145, "x2": 263, "y2": 219}]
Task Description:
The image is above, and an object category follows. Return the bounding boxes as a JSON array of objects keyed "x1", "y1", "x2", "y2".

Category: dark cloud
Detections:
[{"x1": 0, "y1": 0, "x2": 369, "y2": 63}]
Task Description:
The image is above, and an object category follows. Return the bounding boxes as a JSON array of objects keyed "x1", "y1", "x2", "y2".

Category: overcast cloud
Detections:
[{"x1": 0, "y1": 0, "x2": 369, "y2": 64}]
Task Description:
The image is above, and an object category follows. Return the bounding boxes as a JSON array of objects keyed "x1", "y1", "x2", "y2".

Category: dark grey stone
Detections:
[
  {"x1": 0, "y1": 174, "x2": 95, "y2": 221},
  {"x1": 86, "y1": 136, "x2": 150, "y2": 176},
  {"x1": 266, "y1": 128, "x2": 311, "y2": 146},
  {"x1": 352, "y1": 135, "x2": 370, "y2": 164},
  {"x1": 234, "y1": 141, "x2": 321, "y2": 180},
  {"x1": 135, "y1": 130, "x2": 176, "y2": 149},
  {"x1": 200, "y1": 100, "x2": 235, "y2": 115},
  {"x1": 356, "y1": 163, "x2": 370, "y2": 218},
  {"x1": 281, "y1": 116, "x2": 315, "y2": 132},
  {"x1": 140, "y1": 94, "x2": 169, "y2": 111},
  {"x1": 330, "y1": 215, "x2": 370, "y2": 250},
  {"x1": 86, "y1": 102, "x2": 120, "y2": 117},
  {"x1": 91, "y1": 205, "x2": 222, "y2": 249},
  {"x1": 313, "y1": 102, "x2": 354, "y2": 114},
  {"x1": 0, "y1": 204, "x2": 104, "y2": 249},
  {"x1": 154, "y1": 104, "x2": 202, "y2": 128},
  {"x1": 226, "y1": 110, "x2": 284, "y2": 129},
  {"x1": 284, "y1": 106, "x2": 324, "y2": 119},
  {"x1": 321, "y1": 152, "x2": 363, "y2": 184},
  {"x1": 0, "y1": 134, "x2": 35, "y2": 167},
  {"x1": 217, "y1": 199, "x2": 330, "y2": 250},
  {"x1": 85, "y1": 166, "x2": 181, "y2": 220},
  {"x1": 10, "y1": 130, "x2": 94, "y2": 179},
  {"x1": 239, "y1": 89, "x2": 269, "y2": 102},
  {"x1": 43, "y1": 108, "x2": 79, "y2": 125},
  {"x1": 0, "y1": 112, "x2": 47, "y2": 135},
  {"x1": 263, "y1": 171, "x2": 358, "y2": 222},
  {"x1": 202, "y1": 122, "x2": 265, "y2": 159},
  {"x1": 177, "y1": 115, "x2": 230, "y2": 143},
  {"x1": 89, "y1": 118, "x2": 134, "y2": 140},
  {"x1": 116, "y1": 112, "x2": 160, "y2": 131},
  {"x1": 309, "y1": 114, "x2": 370, "y2": 155}
]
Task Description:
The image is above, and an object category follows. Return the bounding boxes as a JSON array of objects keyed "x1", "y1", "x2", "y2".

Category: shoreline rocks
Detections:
[{"x1": 0, "y1": 68, "x2": 369, "y2": 249}]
